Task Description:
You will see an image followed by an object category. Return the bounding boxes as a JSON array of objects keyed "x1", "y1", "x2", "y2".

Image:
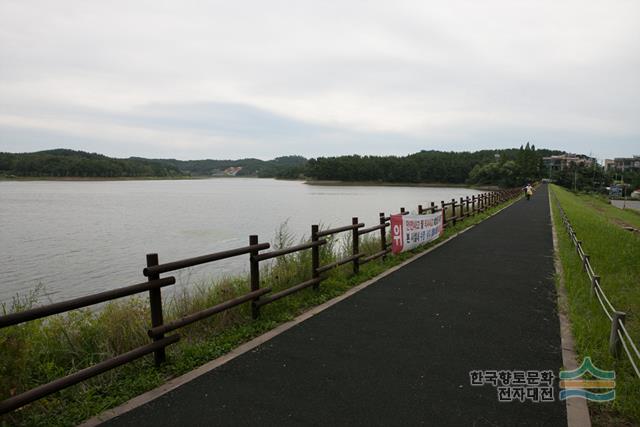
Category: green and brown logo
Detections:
[{"x1": 559, "y1": 357, "x2": 615, "y2": 402}]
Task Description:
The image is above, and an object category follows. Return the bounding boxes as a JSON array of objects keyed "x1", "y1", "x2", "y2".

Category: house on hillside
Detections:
[
  {"x1": 604, "y1": 156, "x2": 640, "y2": 172},
  {"x1": 542, "y1": 153, "x2": 596, "y2": 171}
]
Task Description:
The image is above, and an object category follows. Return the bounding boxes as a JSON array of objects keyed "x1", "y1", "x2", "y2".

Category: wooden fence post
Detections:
[
  {"x1": 146, "y1": 253, "x2": 165, "y2": 365},
  {"x1": 311, "y1": 225, "x2": 320, "y2": 289},
  {"x1": 460, "y1": 197, "x2": 465, "y2": 220},
  {"x1": 441, "y1": 200, "x2": 446, "y2": 224},
  {"x1": 249, "y1": 235, "x2": 261, "y2": 319},
  {"x1": 352, "y1": 217, "x2": 360, "y2": 275},
  {"x1": 451, "y1": 199, "x2": 457, "y2": 225},
  {"x1": 418, "y1": 204, "x2": 423, "y2": 214},
  {"x1": 609, "y1": 311, "x2": 626, "y2": 358},
  {"x1": 379, "y1": 213, "x2": 387, "y2": 260}
]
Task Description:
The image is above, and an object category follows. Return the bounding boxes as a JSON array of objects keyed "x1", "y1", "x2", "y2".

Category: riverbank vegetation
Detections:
[
  {"x1": 0, "y1": 198, "x2": 517, "y2": 426},
  {"x1": 550, "y1": 185, "x2": 640, "y2": 425}
]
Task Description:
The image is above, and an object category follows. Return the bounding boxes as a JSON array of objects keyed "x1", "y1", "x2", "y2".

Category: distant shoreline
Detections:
[
  {"x1": 0, "y1": 176, "x2": 500, "y2": 190},
  {"x1": 304, "y1": 180, "x2": 499, "y2": 190},
  {"x1": 0, "y1": 175, "x2": 234, "y2": 182}
]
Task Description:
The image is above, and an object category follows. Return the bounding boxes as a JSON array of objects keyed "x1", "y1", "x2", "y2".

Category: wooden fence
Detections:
[{"x1": 0, "y1": 188, "x2": 522, "y2": 414}]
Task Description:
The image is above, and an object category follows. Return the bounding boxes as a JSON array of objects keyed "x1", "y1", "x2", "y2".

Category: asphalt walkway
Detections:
[{"x1": 105, "y1": 185, "x2": 566, "y2": 426}]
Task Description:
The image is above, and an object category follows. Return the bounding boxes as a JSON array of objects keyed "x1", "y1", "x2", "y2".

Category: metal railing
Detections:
[
  {"x1": 0, "y1": 187, "x2": 522, "y2": 414},
  {"x1": 550, "y1": 189, "x2": 640, "y2": 379}
]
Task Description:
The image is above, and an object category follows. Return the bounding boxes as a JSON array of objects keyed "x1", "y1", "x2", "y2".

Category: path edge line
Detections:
[
  {"x1": 548, "y1": 185, "x2": 592, "y2": 427},
  {"x1": 81, "y1": 199, "x2": 518, "y2": 427}
]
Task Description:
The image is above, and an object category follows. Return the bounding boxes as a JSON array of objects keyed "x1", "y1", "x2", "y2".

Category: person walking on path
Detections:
[{"x1": 524, "y1": 183, "x2": 533, "y2": 200}]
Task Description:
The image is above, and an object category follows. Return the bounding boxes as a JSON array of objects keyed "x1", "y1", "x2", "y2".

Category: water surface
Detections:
[{"x1": 0, "y1": 179, "x2": 481, "y2": 304}]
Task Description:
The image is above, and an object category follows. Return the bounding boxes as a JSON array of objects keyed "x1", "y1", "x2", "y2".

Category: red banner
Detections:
[{"x1": 391, "y1": 211, "x2": 444, "y2": 254}]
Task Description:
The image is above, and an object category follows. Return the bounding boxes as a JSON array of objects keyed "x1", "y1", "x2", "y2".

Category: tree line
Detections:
[
  {"x1": 7, "y1": 146, "x2": 631, "y2": 192},
  {"x1": 0, "y1": 149, "x2": 184, "y2": 178},
  {"x1": 551, "y1": 163, "x2": 640, "y2": 193},
  {"x1": 305, "y1": 144, "x2": 559, "y2": 187},
  {"x1": 0, "y1": 150, "x2": 306, "y2": 179}
]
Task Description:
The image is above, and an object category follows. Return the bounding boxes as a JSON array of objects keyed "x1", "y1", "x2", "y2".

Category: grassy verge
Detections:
[
  {"x1": 1, "y1": 198, "x2": 517, "y2": 426},
  {"x1": 576, "y1": 192, "x2": 640, "y2": 230},
  {"x1": 549, "y1": 185, "x2": 640, "y2": 425}
]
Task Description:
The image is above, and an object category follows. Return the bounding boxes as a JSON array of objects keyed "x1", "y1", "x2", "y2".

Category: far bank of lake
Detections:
[{"x1": 304, "y1": 180, "x2": 500, "y2": 190}]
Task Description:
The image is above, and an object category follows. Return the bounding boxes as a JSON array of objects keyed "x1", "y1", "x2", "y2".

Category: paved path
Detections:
[
  {"x1": 105, "y1": 185, "x2": 566, "y2": 426},
  {"x1": 611, "y1": 199, "x2": 640, "y2": 212}
]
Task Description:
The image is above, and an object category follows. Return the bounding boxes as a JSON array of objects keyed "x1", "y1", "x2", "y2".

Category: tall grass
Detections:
[
  {"x1": 550, "y1": 185, "x2": 639, "y2": 425},
  {"x1": 1, "y1": 199, "x2": 514, "y2": 426}
]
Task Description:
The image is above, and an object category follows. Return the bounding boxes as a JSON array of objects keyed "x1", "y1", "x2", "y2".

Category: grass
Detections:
[
  {"x1": 577, "y1": 193, "x2": 640, "y2": 230},
  {"x1": 1, "y1": 197, "x2": 517, "y2": 426},
  {"x1": 549, "y1": 185, "x2": 640, "y2": 425}
]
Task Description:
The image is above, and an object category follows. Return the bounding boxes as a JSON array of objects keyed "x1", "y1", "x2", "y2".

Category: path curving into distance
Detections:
[{"x1": 103, "y1": 184, "x2": 566, "y2": 426}]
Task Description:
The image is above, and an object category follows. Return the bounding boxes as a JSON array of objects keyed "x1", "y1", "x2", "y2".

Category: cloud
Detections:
[{"x1": 0, "y1": 0, "x2": 638, "y2": 160}]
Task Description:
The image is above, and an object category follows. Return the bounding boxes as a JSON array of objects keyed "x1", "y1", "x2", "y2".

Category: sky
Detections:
[{"x1": 0, "y1": 0, "x2": 638, "y2": 161}]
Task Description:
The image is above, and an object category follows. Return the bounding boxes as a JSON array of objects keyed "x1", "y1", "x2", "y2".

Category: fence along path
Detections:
[
  {"x1": 550, "y1": 188, "x2": 640, "y2": 378},
  {"x1": 0, "y1": 189, "x2": 520, "y2": 415},
  {"x1": 101, "y1": 184, "x2": 566, "y2": 426}
]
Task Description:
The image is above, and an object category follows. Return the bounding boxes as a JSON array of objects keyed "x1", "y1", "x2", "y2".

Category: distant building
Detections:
[
  {"x1": 604, "y1": 156, "x2": 640, "y2": 172},
  {"x1": 223, "y1": 166, "x2": 243, "y2": 176},
  {"x1": 542, "y1": 153, "x2": 596, "y2": 172}
]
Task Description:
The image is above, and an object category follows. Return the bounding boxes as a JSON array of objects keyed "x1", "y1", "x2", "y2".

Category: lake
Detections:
[{"x1": 0, "y1": 179, "x2": 481, "y2": 305}]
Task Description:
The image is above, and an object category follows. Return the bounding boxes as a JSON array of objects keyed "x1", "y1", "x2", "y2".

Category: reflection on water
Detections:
[{"x1": 0, "y1": 178, "x2": 481, "y2": 303}]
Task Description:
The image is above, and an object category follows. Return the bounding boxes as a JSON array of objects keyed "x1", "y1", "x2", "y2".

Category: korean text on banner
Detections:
[{"x1": 390, "y1": 211, "x2": 444, "y2": 254}]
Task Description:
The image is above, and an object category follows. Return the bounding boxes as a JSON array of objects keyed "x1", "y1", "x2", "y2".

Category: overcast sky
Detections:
[{"x1": 0, "y1": 0, "x2": 638, "y2": 161}]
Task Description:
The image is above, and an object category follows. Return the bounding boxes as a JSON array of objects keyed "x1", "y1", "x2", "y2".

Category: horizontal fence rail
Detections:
[
  {"x1": 0, "y1": 277, "x2": 176, "y2": 328},
  {"x1": 551, "y1": 189, "x2": 640, "y2": 379},
  {"x1": 255, "y1": 278, "x2": 324, "y2": 307},
  {"x1": 143, "y1": 243, "x2": 271, "y2": 277},
  {"x1": 317, "y1": 253, "x2": 365, "y2": 274},
  {"x1": 0, "y1": 187, "x2": 522, "y2": 415},
  {"x1": 0, "y1": 335, "x2": 179, "y2": 415},
  {"x1": 358, "y1": 223, "x2": 389, "y2": 236},
  {"x1": 148, "y1": 288, "x2": 272, "y2": 338},
  {"x1": 315, "y1": 222, "x2": 364, "y2": 238},
  {"x1": 255, "y1": 240, "x2": 327, "y2": 261}
]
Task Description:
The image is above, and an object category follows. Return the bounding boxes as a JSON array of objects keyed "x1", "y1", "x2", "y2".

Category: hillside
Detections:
[
  {"x1": 0, "y1": 150, "x2": 307, "y2": 178},
  {"x1": 145, "y1": 155, "x2": 307, "y2": 177},
  {"x1": 306, "y1": 146, "x2": 563, "y2": 187},
  {"x1": 0, "y1": 146, "x2": 565, "y2": 186},
  {"x1": 0, "y1": 149, "x2": 184, "y2": 178}
]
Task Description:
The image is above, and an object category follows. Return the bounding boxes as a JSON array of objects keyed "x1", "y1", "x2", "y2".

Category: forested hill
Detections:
[
  {"x1": 0, "y1": 149, "x2": 184, "y2": 178},
  {"x1": 0, "y1": 149, "x2": 307, "y2": 178},
  {"x1": 145, "y1": 155, "x2": 307, "y2": 177},
  {"x1": 1, "y1": 146, "x2": 560, "y2": 185},
  {"x1": 307, "y1": 146, "x2": 562, "y2": 187}
]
